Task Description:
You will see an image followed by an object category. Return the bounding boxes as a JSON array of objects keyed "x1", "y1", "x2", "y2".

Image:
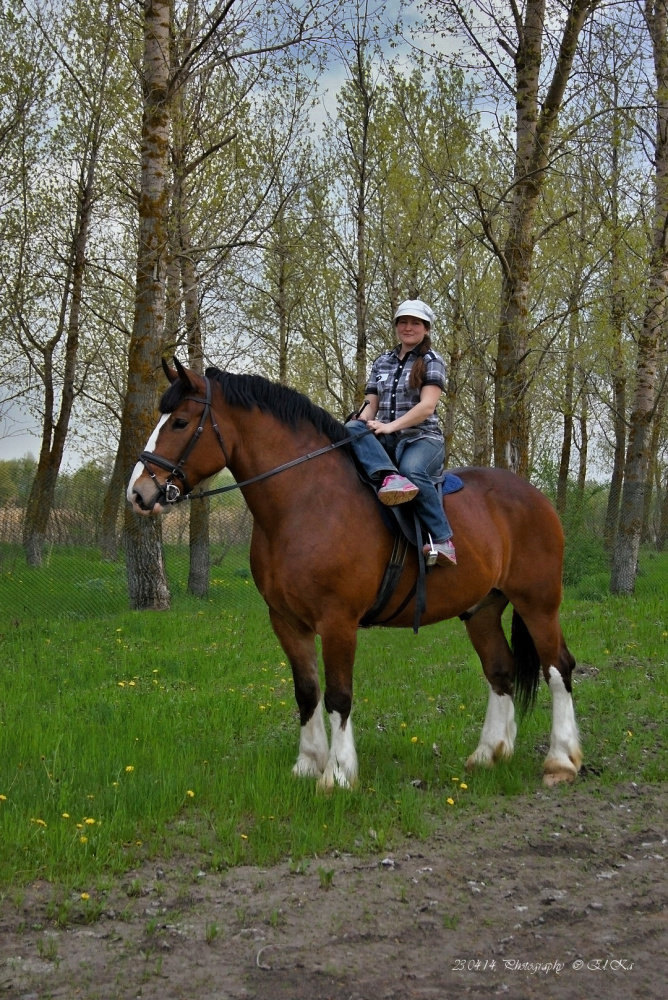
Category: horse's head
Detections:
[{"x1": 127, "y1": 357, "x2": 228, "y2": 515}]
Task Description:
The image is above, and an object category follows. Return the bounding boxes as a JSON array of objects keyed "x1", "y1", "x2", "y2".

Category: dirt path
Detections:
[{"x1": 1, "y1": 782, "x2": 665, "y2": 1000}]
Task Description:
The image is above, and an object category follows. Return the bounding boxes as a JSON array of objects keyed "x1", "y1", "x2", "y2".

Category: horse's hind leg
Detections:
[
  {"x1": 463, "y1": 593, "x2": 517, "y2": 769},
  {"x1": 269, "y1": 610, "x2": 328, "y2": 779},
  {"x1": 514, "y1": 605, "x2": 582, "y2": 785},
  {"x1": 539, "y1": 627, "x2": 582, "y2": 785}
]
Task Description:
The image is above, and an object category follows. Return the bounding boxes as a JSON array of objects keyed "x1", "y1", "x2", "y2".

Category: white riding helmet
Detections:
[{"x1": 394, "y1": 299, "x2": 435, "y2": 327}]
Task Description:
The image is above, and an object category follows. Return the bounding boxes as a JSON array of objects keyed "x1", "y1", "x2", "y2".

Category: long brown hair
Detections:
[{"x1": 408, "y1": 330, "x2": 432, "y2": 389}]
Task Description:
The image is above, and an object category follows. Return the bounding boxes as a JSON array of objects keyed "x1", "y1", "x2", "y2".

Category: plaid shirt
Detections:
[{"x1": 365, "y1": 344, "x2": 446, "y2": 439}]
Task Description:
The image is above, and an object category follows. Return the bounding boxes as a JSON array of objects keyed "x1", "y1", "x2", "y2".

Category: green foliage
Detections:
[{"x1": 0, "y1": 543, "x2": 665, "y2": 891}]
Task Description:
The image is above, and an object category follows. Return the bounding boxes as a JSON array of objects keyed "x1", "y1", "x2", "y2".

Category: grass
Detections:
[{"x1": 0, "y1": 541, "x2": 666, "y2": 891}]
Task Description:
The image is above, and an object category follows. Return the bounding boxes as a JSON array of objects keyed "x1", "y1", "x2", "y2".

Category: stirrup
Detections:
[{"x1": 424, "y1": 534, "x2": 438, "y2": 567}]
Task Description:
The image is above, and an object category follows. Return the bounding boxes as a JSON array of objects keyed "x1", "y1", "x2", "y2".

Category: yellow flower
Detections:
[
  {"x1": 0, "y1": 794, "x2": 7, "y2": 802},
  {"x1": 80, "y1": 892, "x2": 90, "y2": 900},
  {"x1": 447, "y1": 797, "x2": 455, "y2": 806},
  {"x1": 84, "y1": 817, "x2": 96, "y2": 825},
  {"x1": 80, "y1": 835, "x2": 88, "y2": 844},
  {"x1": 61, "y1": 812, "x2": 70, "y2": 819},
  {"x1": 186, "y1": 789, "x2": 195, "y2": 798},
  {"x1": 240, "y1": 833, "x2": 248, "y2": 840},
  {"x1": 31, "y1": 817, "x2": 47, "y2": 827},
  {"x1": 125, "y1": 765, "x2": 134, "y2": 773},
  {"x1": 460, "y1": 782, "x2": 468, "y2": 790},
  {"x1": 411, "y1": 736, "x2": 418, "y2": 744}
]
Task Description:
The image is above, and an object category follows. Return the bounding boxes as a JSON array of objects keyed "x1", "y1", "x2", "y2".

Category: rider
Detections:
[{"x1": 346, "y1": 299, "x2": 456, "y2": 565}]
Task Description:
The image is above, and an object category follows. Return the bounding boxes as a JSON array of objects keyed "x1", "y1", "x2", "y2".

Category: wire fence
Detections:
[{"x1": 1, "y1": 473, "x2": 666, "y2": 621}]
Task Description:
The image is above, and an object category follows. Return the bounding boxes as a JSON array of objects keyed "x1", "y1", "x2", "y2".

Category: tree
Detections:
[
  {"x1": 611, "y1": 0, "x2": 668, "y2": 593},
  {"x1": 117, "y1": 0, "x2": 172, "y2": 610},
  {"x1": 424, "y1": 0, "x2": 600, "y2": 476},
  {"x1": 5, "y1": 1, "x2": 121, "y2": 566}
]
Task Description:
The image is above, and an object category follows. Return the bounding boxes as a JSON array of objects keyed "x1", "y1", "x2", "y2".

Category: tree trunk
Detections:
[
  {"x1": 99, "y1": 447, "x2": 126, "y2": 561},
  {"x1": 577, "y1": 399, "x2": 588, "y2": 496},
  {"x1": 603, "y1": 110, "x2": 628, "y2": 552},
  {"x1": 557, "y1": 303, "x2": 578, "y2": 516},
  {"x1": 120, "y1": 0, "x2": 172, "y2": 610},
  {"x1": 658, "y1": 468, "x2": 668, "y2": 550},
  {"x1": 493, "y1": 0, "x2": 597, "y2": 476},
  {"x1": 611, "y1": 0, "x2": 668, "y2": 594}
]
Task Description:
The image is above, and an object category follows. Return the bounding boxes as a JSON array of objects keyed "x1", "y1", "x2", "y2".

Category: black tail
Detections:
[{"x1": 511, "y1": 610, "x2": 541, "y2": 715}]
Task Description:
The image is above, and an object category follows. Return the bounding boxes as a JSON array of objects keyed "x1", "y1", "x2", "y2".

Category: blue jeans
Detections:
[{"x1": 345, "y1": 420, "x2": 453, "y2": 542}]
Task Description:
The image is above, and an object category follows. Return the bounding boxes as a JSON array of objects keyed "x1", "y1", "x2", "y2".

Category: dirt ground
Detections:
[{"x1": 0, "y1": 781, "x2": 665, "y2": 1000}]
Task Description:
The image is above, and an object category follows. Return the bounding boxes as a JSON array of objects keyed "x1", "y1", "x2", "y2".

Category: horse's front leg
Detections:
[
  {"x1": 268, "y1": 610, "x2": 328, "y2": 778},
  {"x1": 319, "y1": 625, "x2": 359, "y2": 790}
]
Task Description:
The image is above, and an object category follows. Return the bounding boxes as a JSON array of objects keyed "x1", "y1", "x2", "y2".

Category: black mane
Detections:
[{"x1": 160, "y1": 367, "x2": 348, "y2": 444}]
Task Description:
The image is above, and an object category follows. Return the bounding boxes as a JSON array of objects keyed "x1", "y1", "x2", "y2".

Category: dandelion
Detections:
[
  {"x1": 0, "y1": 794, "x2": 7, "y2": 802},
  {"x1": 125, "y1": 765, "x2": 135, "y2": 773},
  {"x1": 61, "y1": 812, "x2": 70, "y2": 819},
  {"x1": 240, "y1": 833, "x2": 248, "y2": 840},
  {"x1": 411, "y1": 736, "x2": 418, "y2": 744},
  {"x1": 80, "y1": 836, "x2": 88, "y2": 844},
  {"x1": 447, "y1": 797, "x2": 455, "y2": 806},
  {"x1": 31, "y1": 817, "x2": 47, "y2": 827},
  {"x1": 460, "y1": 782, "x2": 468, "y2": 790},
  {"x1": 186, "y1": 789, "x2": 195, "y2": 798},
  {"x1": 400, "y1": 722, "x2": 407, "y2": 729},
  {"x1": 84, "y1": 817, "x2": 96, "y2": 825},
  {"x1": 80, "y1": 892, "x2": 90, "y2": 901}
]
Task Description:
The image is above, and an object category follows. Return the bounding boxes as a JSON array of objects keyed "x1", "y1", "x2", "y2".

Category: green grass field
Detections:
[{"x1": 0, "y1": 542, "x2": 665, "y2": 892}]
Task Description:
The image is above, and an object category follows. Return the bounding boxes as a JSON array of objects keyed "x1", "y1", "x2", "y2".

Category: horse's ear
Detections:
[
  {"x1": 162, "y1": 356, "x2": 197, "y2": 390},
  {"x1": 173, "y1": 356, "x2": 188, "y2": 381}
]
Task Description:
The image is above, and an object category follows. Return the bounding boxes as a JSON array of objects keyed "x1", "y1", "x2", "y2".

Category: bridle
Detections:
[
  {"x1": 136, "y1": 376, "x2": 373, "y2": 507},
  {"x1": 138, "y1": 376, "x2": 229, "y2": 505}
]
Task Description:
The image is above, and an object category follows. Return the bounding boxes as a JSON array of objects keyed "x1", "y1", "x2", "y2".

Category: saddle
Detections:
[{"x1": 358, "y1": 470, "x2": 464, "y2": 632}]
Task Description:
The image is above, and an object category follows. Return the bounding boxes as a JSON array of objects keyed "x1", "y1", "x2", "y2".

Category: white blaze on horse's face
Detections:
[{"x1": 126, "y1": 413, "x2": 170, "y2": 514}]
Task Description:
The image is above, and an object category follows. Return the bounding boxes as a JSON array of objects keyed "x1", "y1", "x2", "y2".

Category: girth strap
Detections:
[{"x1": 359, "y1": 511, "x2": 429, "y2": 633}]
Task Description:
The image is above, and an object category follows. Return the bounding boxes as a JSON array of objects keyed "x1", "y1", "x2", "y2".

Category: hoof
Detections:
[
  {"x1": 292, "y1": 756, "x2": 324, "y2": 779},
  {"x1": 466, "y1": 741, "x2": 513, "y2": 770},
  {"x1": 318, "y1": 761, "x2": 357, "y2": 791},
  {"x1": 543, "y1": 753, "x2": 581, "y2": 786}
]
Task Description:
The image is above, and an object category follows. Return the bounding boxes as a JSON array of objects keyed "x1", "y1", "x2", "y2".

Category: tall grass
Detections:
[{"x1": 0, "y1": 542, "x2": 665, "y2": 890}]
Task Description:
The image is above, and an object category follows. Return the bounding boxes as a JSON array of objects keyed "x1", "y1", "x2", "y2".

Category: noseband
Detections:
[{"x1": 138, "y1": 376, "x2": 228, "y2": 504}]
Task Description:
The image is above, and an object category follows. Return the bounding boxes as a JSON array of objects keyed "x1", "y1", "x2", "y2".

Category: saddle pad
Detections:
[{"x1": 442, "y1": 472, "x2": 464, "y2": 494}]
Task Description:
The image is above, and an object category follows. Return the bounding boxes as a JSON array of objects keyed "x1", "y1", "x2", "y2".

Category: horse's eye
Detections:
[{"x1": 172, "y1": 417, "x2": 189, "y2": 430}]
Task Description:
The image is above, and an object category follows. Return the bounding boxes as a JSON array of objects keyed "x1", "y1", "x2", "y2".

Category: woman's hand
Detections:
[{"x1": 366, "y1": 419, "x2": 392, "y2": 435}]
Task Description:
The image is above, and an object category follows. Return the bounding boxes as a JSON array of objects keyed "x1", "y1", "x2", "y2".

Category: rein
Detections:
[
  {"x1": 173, "y1": 430, "x2": 371, "y2": 504},
  {"x1": 139, "y1": 376, "x2": 372, "y2": 505}
]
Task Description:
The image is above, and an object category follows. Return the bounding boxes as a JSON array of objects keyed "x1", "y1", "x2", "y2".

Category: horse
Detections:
[{"x1": 127, "y1": 359, "x2": 582, "y2": 790}]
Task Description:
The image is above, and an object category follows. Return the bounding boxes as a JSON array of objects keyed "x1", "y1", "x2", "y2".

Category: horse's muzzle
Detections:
[{"x1": 129, "y1": 480, "x2": 165, "y2": 516}]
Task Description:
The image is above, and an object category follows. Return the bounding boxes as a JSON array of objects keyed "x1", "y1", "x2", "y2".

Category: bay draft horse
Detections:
[{"x1": 128, "y1": 360, "x2": 582, "y2": 789}]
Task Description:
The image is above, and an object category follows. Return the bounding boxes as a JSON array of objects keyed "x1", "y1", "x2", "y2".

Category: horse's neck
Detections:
[{"x1": 227, "y1": 412, "x2": 332, "y2": 515}]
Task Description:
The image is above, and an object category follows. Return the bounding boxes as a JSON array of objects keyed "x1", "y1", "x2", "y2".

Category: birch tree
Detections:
[
  {"x1": 611, "y1": 0, "x2": 668, "y2": 593},
  {"x1": 424, "y1": 0, "x2": 600, "y2": 476}
]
